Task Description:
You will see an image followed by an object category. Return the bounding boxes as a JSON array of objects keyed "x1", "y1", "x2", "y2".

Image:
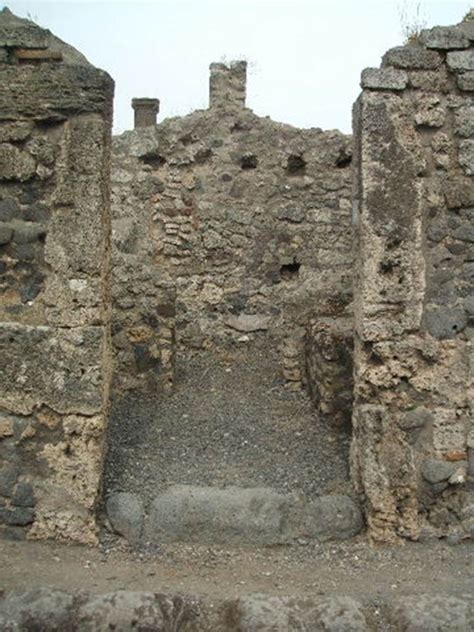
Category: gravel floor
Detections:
[{"x1": 104, "y1": 341, "x2": 351, "y2": 509}]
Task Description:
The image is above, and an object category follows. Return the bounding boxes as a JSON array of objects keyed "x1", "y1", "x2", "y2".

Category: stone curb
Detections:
[{"x1": 0, "y1": 589, "x2": 472, "y2": 631}]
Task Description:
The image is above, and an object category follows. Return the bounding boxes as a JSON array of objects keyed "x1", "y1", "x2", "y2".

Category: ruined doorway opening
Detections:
[{"x1": 103, "y1": 61, "x2": 359, "y2": 547}]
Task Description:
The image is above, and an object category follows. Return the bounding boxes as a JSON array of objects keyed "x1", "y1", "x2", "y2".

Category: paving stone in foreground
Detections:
[
  {"x1": 1, "y1": 589, "x2": 474, "y2": 631},
  {"x1": 236, "y1": 594, "x2": 369, "y2": 632},
  {"x1": 0, "y1": 588, "x2": 78, "y2": 631},
  {"x1": 387, "y1": 594, "x2": 474, "y2": 632}
]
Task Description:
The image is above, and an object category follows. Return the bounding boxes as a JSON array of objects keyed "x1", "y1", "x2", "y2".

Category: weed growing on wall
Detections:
[{"x1": 398, "y1": 1, "x2": 428, "y2": 43}]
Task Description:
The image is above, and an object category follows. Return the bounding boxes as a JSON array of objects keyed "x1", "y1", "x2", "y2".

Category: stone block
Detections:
[
  {"x1": 0, "y1": 589, "x2": 76, "y2": 632},
  {"x1": 455, "y1": 105, "x2": 474, "y2": 137},
  {"x1": 408, "y1": 69, "x2": 450, "y2": 92},
  {"x1": 447, "y1": 50, "x2": 474, "y2": 71},
  {"x1": 0, "y1": 224, "x2": 12, "y2": 245},
  {"x1": 12, "y1": 222, "x2": 46, "y2": 244},
  {"x1": 0, "y1": 65, "x2": 113, "y2": 121},
  {"x1": 399, "y1": 407, "x2": 433, "y2": 431},
  {"x1": 0, "y1": 324, "x2": 105, "y2": 415},
  {"x1": 236, "y1": 595, "x2": 369, "y2": 632},
  {"x1": 148, "y1": 485, "x2": 296, "y2": 545},
  {"x1": 433, "y1": 409, "x2": 468, "y2": 453},
  {"x1": 106, "y1": 492, "x2": 144, "y2": 544},
  {"x1": 0, "y1": 121, "x2": 33, "y2": 143},
  {"x1": 224, "y1": 313, "x2": 270, "y2": 332},
  {"x1": 0, "y1": 144, "x2": 35, "y2": 181},
  {"x1": 77, "y1": 592, "x2": 165, "y2": 630},
  {"x1": 421, "y1": 458, "x2": 456, "y2": 484},
  {"x1": 0, "y1": 506, "x2": 34, "y2": 526},
  {"x1": 43, "y1": 275, "x2": 103, "y2": 328},
  {"x1": 458, "y1": 71, "x2": 474, "y2": 91},
  {"x1": 302, "y1": 495, "x2": 363, "y2": 541},
  {"x1": 420, "y1": 26, "x2": 470, "y2": 50},
  {"x1": 382, "y1": 45, "x2": 442, "y2": 70},
  {"x1": 0, "y1": 198, "x2": 20, "y2": 221},
  {"x1": 443, "y1": 176, "x2": 474, "y2": 209},
  {"x1": 0, "y1": 465, "x2": 19, "y2": 497},
  {"x1": 414, "y1": 95, "x2": 445, "y2": 127},
  {"x1": 459, "y1": 139, "x2": 474, "y2": 175},
  {"x1": 11, "y1": 481, "x2": 35, "y2": 507},
  {"x1": 14, "y1": 48, "x2": 63, "y2": 62},
  {"x1": 387, "y1": 594, "x2": 473, "y2": 632},
  {"x1": 423, "y1": 306, "x2": 468, "y2": 339},
  {"x1": 361, "y1": 67, "x2": 408, "y2": 90}
]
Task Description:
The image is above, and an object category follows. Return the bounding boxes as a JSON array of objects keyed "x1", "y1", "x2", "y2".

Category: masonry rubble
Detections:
[{"x1": 0, "y1": 7, "x2": 473, "y2": 547}]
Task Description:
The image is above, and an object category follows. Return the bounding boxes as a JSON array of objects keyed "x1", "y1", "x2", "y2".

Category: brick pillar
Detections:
[
  {"x1": 132, "y1": 98, "x2": 160, "y2": 128},
  {"x1": 209, "y1": 61, "x2": 247, "y2": 109}
]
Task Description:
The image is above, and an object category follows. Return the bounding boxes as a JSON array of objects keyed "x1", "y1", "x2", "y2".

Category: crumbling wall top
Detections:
[
  {"x1": 209, "y1": 60, "x2": 247, "y2": 110},
  {"x1": 0, "y1": 6, "x2": 91, "y2": 66}
]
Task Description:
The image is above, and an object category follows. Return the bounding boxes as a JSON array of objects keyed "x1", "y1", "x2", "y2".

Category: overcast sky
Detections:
[{"x1": 4, "y1": 1, "x2": 472, "y2": 134}]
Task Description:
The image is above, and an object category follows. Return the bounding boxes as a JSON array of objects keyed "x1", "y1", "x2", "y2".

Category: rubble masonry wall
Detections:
[{"x1": 111, "y1": 62, "x2": 354, "y2": 399}]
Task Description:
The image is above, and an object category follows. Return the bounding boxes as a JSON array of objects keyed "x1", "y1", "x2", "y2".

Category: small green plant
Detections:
[{"x1": 398, "y1": 1, "x2": 428, "y2": 44}]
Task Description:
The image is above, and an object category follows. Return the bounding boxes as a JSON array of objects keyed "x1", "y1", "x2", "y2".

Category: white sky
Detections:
[{"x1": 4, "y1": 0, "x2": 472, "y2": 134}]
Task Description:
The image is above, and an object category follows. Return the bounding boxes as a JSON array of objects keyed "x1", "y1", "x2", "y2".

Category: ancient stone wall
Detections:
[
  {"x1": 111, "y1": 62, "x2": 353, "y2": 396},
  {"x1": 352, "y1": 19, "x2": 474, "y2": 542},
  {"x1": 0, "y1": 9, "x2": 113, "y2": 544}
]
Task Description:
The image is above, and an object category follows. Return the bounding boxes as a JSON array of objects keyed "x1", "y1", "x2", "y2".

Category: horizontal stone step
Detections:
[{"x1": 106, "y1": 485, "x2": 363, "y2": 545}]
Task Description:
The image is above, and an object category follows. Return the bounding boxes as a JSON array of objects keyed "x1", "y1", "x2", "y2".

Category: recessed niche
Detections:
[
  {"x1": 240, "y1": 154, "x2": 258, "y2": 169},
  {"x1": 335, "y1": 150, "x2": 352, "y2": 168},
  {"x1": 140, "y1": 153, "x2": 167, "y2": 168},
  {"x1": 280, "y1": 259, "x2": 301, "y2": 281},
  {"x1": 286, "y1": 154, "x2": 306, "y2": 175}
]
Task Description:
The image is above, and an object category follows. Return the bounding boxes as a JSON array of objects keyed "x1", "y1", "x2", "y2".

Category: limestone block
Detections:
[
  {"x1": 355, "y1": 92, "x2": 425, "y2": 340},
  {"x1": 408, "y1": 69, "x2": 450, "y2": 92},
  {"x1": 447, "y1": 50, "x2": 474, "y2": 71},
  {"x1": 224, "y1": 313, "x2": 270, "y2": 332},
  {"x1": 360, "y1": 67, "x2": 408, "y2": 90},
  {"x1": 382, "y1": 45, "x2": 442, "y2": 70},
  {"x1": 42, "y1": 275, "x2": 103, "y2": 327},
  {"x1": 0, "y1": 121, "x2": 34, "y2": 143},
  {"x1": 414, "y1": 95, "x2": 445, "y2": 127},
  {"x1": 148, "y1": 485, "x2": 296, "y2": 545},
  {"x1": 420, "y1": 26, "x2": 471, "y2": 50},
  {"x1": 458, "y1": 71, "x2": 474, "y2": 91},
  {"x1": 443, "y1": 176, "x2": 474, "y2": 209},
  {"x1": 106, "y1": 492, "x2": 144, "y2": 545},
  {"x1": 0, "y1": 144, "x2": 36, "y2": 181},
  {"x1": 459, "y1": 139, "x2": 474, "y2": 175},
  {"x1": 0, "y1": 65, "x2": 113, "y2": 122},
  {"x1": 236, "y1": 595, "x2": 369, "y2": 632},
  {"x1": 0, "y1": 323, "x2": 105, "y2": 415},
  {"x1": 432, "y1": 409, "x2": 468, "y2": 452},
  {"x1": 455, "y1": 105, "x2": 474, "y2": 137},
  {"x1": 302, "y1": 495, "x2": 363, "y2": 541}
]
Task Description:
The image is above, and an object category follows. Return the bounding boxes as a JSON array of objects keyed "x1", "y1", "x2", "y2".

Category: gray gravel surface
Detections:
[{"x1": 104, "y1": 342, "x2": 351, "y2": 509}]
